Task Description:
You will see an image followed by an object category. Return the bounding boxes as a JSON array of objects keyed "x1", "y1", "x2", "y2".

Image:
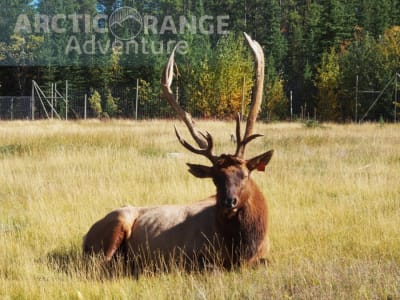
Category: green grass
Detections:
[{"x1": 0, "y1": 120, "x2": 399, "y2": 299}]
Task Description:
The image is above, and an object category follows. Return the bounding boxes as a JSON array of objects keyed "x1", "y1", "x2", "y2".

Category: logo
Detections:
[
  {"x1": 11, "y1": 6, "x2": 230, "y2": 64},
  {"x1": 109, "y1": 6, "x2": 143, "y2": 41}
]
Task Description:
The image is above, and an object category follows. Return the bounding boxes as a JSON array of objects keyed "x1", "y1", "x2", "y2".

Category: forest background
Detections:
[{"x1": 0, "y1": 0, "x2": 399, "y2": 121}]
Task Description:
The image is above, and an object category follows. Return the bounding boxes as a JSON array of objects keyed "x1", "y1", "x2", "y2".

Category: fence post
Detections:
[
  {"x1": 51, "y1": 83, "x2": 54, "y2": 119},
  {"x1": 84, "y1": 94, "x2": 87, "y2": 120},
  {"x1": 31, "y1": 82, "x2": 35, "y2": 120},
  {"x1": 355, "y1": 75, "x2": 359, "y2": 123},
  {"x1": 135, "y1": 78, "x2": 139, "y2": 120},
  {"x1": 10, "y1": 97, "x2": 14, "y2": 120},
  {"x1": 65, "y1": 80, "x2": 68, "y2": 120},
  {"x1": 395, "y1": 73, "x2": 398, "y2": 123},
  {"x1": 290, "y1": 90, "x2": 293, "y2": 121}
]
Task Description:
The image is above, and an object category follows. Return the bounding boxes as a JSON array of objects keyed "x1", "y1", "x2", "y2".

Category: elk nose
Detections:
[{"x1": 224, "y1": 197, "x2": 237, "y2": 209}]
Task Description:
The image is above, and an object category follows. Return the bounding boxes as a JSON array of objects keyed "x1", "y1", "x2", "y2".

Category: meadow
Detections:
[{"x1": 0, "y1": 119, "x2": 399, "y2": 299}]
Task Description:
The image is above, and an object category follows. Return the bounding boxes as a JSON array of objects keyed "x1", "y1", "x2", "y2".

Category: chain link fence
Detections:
[
  {"x1": 0, "y1": 97, "x2": 33, "y2": 120},
  {"x1": 0, "y1": 87, "x2": 180, "y2": 120}
]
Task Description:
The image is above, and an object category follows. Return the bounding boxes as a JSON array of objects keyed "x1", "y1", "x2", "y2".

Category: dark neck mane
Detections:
[{"x1": 216, "y1": 179, "x2": 268, "y2": 264}]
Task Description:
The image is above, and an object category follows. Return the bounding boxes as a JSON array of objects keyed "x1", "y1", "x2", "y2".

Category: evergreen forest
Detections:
[{"x1": 1, "y1": 0, "x2": 399, "y2": 121}]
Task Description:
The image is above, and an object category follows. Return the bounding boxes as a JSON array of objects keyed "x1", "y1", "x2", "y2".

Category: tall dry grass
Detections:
[{"x1": 0, "y1": 120, "x2": 399, "y2": 299}]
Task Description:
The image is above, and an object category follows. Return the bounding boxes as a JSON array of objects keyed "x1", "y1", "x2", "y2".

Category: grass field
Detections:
[{"x1": 0, "y1": 119, "x2": 399, "y2": 299}]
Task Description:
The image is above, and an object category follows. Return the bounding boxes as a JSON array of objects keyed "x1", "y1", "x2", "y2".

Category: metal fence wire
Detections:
[
  {"x1": 0, "y1": 97, "x2": 33, "y2": 120},
  {"x1": 0, "y1": 85, "x2": 195, "y2": 121},
  {"x1": 0, "y1": 91, "x2": 175, "y2": 121}
]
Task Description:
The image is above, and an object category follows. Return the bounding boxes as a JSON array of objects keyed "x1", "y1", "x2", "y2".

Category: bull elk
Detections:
[{"x1": 83, "y1": 33, "x2": 274, "y2": 275}]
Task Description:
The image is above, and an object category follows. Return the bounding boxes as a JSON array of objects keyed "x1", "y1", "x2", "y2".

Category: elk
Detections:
[{"x1": 83, "y1": 33, "x2": 274, "y2": 274}]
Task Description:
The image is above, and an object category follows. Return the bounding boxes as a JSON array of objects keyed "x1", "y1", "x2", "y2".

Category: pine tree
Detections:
[
  {"x1": 379, "y1": 26, "x2": 400, "y2": 75},
  {"x1": 262, "y1": 0, "x2": 287, "y2": 70},
  {"x1": 315, "y1": 47, "x2": 340, "y2": 121},
  {"x1": 359, "y1": 0, "x2": 392, "y2": 38},
  {"x1": 319, "y1": 0, "x2": 353, "y2": 49},
  {"x1": 0, "y1": 1, "x2": 40, "y2": 95},
  {"x1": 104, "y1": 90, "x2": 119, "y2": 117},
  {"x1": 88, "y1": 90, "x2": 102, "y2": 117},
  {"x1": 282, "y1": 1, "x2": 305, "y2": 113},
  {"x1": 213, "y1": 33, "x2": 254, "y2": 117},
  {"x1": 264, "y1": 55, "x2": 288, "y2": 120},
  {"x1": 338, "y1": 30, "x2": 388, "y2": 121}
]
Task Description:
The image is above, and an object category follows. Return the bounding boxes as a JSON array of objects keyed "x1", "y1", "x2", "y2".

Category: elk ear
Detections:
[
  {"x1": 247, "y1": 150, "x2": 274, "y2": 172},
  {"x1": 187, "y1": 163, "x2": 213, "y2": 178}
]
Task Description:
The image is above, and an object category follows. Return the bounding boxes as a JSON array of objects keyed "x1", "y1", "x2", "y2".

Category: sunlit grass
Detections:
[{"x1": 0, "y1": 120, "x2": 399, "y2": 299}]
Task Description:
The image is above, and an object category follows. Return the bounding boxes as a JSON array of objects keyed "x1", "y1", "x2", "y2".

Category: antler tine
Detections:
[
  {"x1": 235, "y1": 113, "x2": 242, "y2": 155},
  {"x1": 243, "y1": 32, "x2": 265, "y2": 141},
  {"x1": 161, "y1": 44, "x2": 208, "y2": 149},
  {"x1": 235, "y1": 113, "x2": 264, "y2": 157},
  {"x1": 174, "y1": 126, "x2": 216, "y2": 163}
]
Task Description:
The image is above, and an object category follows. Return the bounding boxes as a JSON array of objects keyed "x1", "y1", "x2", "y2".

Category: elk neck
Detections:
[{"x1": 215, "y1": 177, "x2": 268, "y2": 261}]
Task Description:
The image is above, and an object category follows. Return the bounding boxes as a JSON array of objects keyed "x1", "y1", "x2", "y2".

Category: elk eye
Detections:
[{"x1": 213, "y1": 174, "x2": 225, "y2": 185}]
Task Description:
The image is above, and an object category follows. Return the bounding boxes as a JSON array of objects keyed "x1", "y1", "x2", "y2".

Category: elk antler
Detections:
[
  {"x1": 174, "y1": 126, "x2": 217, "y2": 164},
  {"x1": 161, "y1": 44, "x2": 208, "y2": 149},
  {"x1": 235, "y1": 33, "x2": 265, "y2": 158},
  {"x1": 162, "y1": 34, "x2": 265, "y2": 161},
  {"x1": 243, "y1": 32, "x2": 265, "y2": 140}
]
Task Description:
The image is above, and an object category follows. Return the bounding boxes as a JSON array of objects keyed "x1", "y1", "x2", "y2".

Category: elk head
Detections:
[
  {"x1": 174, "y1": 114, "x2": 273, "y2": 217},
  {"x1": 161, "y1": 33, "x2": 273, "y2": 217}
]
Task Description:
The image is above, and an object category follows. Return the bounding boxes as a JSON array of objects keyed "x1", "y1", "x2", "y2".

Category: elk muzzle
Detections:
[{"x1": 222, "y1": 197, "x2": 238, "y2": 209}]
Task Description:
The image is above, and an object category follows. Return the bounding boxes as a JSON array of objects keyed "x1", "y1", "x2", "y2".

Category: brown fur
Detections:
[{"x1": 216, "y1": 178, "x2": 268, "y2": 266}]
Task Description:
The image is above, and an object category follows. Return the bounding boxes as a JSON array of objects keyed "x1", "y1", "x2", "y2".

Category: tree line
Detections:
[{"x1": 0, "y1": 0, "x2": 399, "y2": 121}]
